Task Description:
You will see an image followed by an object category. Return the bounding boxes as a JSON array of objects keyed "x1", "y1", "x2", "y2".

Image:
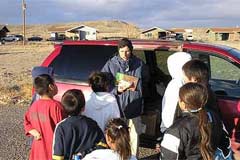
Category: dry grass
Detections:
[
  {"x1": 0, "y1": 42, "x2": 53, "y2": 104},
  {"x1": 6, "y1": 20, "x2": 240, "y2": 43},
  {"x1": 211, "y1": 41, "x2": 240, "y2": 50},
  {"x1": 7, "y1": 20, "x2": 141, "y2": 40}
]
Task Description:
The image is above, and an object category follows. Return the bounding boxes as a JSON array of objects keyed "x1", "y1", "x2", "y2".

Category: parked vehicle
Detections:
[
  {"x1": 57, "y1": 34, "x2": 66, "y2": 41},
  {"x1": 175, "y1": 33, "x2": 184, "y2": 41},
  {"x1": 2, "y1": 35, "x2": 19, "y2": 41},
  {"x1": 15, "y1": 34, "x2": 23, "y2": 41},
  {"x1": 47, "y1": 35, "x2": 66, "y2": 41},
  {"x1": 0, "y1": 39, "x2": 5, "y2": 45},
  {"x1": 46, "y1": 37, "x2": 56, "y2": 41},
  {"x1": 186, "y1": 35, "x2": 194, "y2": 41},
  {"x1": 28, "y1": 36, "x2": 43, "y2": 41},
  {"x1": 40, "y1": 39, "x2": 240, "y2": 155},
  {"x1": 159, "y1": 33, "x2": 184, "y2": 41}
]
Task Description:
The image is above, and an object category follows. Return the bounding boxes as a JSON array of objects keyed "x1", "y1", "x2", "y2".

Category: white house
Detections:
[
  {"x1": 67, "y1": 25, "x2": 97, "y2": 40},
  {"x1": 48, "y1": 25, "x2": 98, "y2": 40}
]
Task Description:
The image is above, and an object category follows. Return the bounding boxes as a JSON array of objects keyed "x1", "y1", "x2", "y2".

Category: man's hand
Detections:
[
  {"x1": 29, "y1": 129, "x2": 41, "y2": 140},
  {"x1": 155, "y1": 143, "x2": 161, "y2": 153}
]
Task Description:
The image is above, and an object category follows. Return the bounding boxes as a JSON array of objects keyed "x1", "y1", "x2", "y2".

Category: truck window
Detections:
[{"x1": 49, "y1": 45, "x2": 117, "y2": 82}]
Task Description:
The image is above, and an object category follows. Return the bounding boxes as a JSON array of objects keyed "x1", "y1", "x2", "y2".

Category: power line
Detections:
[{"x1": 22, "y1": 0, "x2": 26, "y2": 45}]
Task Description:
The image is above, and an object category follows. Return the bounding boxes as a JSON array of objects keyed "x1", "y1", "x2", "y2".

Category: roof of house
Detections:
[
  {"x1": 48, "y1": 26, "x2": 74, "y2": 32},
  {"x1": 48, "y1": 25, "x2": 97, "y2": 33},
  {"x1": 141, "y1": 27, "x2": 170, "y2": 34},
  {"x1": 206, "y1": 27, "x2": 240, "y2": 33},
  {"x1": 169, "y1": 28, "x2": 185, "y2": 33},
  {"x1": 0, "y1": 25, "x2": 10, "y2": 32}
]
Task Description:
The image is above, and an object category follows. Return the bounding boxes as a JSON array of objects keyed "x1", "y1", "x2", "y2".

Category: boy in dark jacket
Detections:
[{"x1": 52, "y1": 89, "x2": 106, "y2": 160}]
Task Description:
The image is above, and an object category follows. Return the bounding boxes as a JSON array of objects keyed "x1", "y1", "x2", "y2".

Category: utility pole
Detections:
[{"x1": 22, "y1": 0, "x2": 26, "y2": 45}]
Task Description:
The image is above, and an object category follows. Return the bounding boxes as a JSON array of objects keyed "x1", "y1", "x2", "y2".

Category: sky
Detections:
[{"x1": 0, "y1": 0, "x2": 240, "y2": 29}]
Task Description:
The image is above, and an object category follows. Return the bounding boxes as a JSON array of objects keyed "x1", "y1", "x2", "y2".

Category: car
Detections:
[
  {"x1": 57, "y1": 34, "x2": 66, "y2": 41},
  {"x1": 28, "y1": 36, "x2": 43, "y2": 41},
  {"x1": 2, "y1": 35, "x2": 19, "y2": 41},
  {"x1": 15, "y1": 34, "x2": 23, "y2": 41},
  {"x1": 176, "y1": 33, "x2": 184, "y2": 41},
  {"x1": 46, "y1": 37, "x2": 56, "y2": 41},
  {"x1": 47, "y1": 35, "x2": 66, "y2": 41},
  {"x1": 0, "y1": 39, "x2": 5, "y2": 45},
  {"x1": 40, "y1": 39, "x2": 240, "y2": 155},
  {"x1": 186, "y1": 35, "x2": 194, "y2": 41},
  {"x1": 160, "y1": 33, "x2": 184, "y2": 41}
]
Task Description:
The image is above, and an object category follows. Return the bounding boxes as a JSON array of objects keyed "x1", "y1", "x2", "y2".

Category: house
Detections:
[
  {"x1": 48, "y1": 25, "x2": 98, "y2": 40},
  {"x1": 48, "y1": 27, "x2": 67, "y2": 40},
  {"x1": 206, "y1": 27, "x2": 240, "y2": 41},
  {"x1": 170, "y1": 28, "x2": 185, "y2": 34},
  {"x1": 67, "y1": 25, "x2": 97, "y2": 40},
  {"x1": 170, "y1": 28, "x2": 193, "y2": 40},
  {"x1": 0, "y1": 25, "x2": 10, "y2": 39},
  {"x1": 140, "y1": 27, "x2": 171, "y2": 39}
]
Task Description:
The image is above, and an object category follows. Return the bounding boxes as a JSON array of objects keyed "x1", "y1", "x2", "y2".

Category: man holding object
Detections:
[{"x1": 102, "y1": 38, "x2": 146, "y2": 157}]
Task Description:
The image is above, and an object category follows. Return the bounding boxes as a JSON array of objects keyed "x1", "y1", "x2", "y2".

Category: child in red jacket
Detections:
[{"x1": 24, "y1": 74, "x2": 65, "y2": 160}]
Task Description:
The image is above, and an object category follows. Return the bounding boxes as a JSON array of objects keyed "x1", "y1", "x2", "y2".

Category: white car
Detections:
[
  {"x1": 186, "y1": 35, "x2": 194, "y2": 41},
  {"x1": 2, "y1": 35, "x2": 19, "y2": 41}
]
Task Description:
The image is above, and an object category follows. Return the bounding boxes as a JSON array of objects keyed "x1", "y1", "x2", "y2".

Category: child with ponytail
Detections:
[
  {"x1": 83, "y1": 118, "x2": 137, "y2": 160},
  {"x1": 160, "y1": 83, "x2": 214, "y2": 160},
  {"x1": 182, "y1": 59, "x2": 232, "y2": 159}
]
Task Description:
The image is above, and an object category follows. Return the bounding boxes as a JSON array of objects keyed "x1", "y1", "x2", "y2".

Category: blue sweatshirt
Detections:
[{"x1": 101, "y1": 55, "x2": 144, "y2": 119}]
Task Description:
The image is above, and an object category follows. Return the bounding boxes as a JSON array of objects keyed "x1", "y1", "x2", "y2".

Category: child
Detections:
[
  {"x1": 52, "y1": 89, "x2": 106, "y2": 160},
  {"x1": 27, "y1": 66, "x2": 54, "y2": 148},
  {"x1": 182, "y1": 59, "x2": 232, "y2": 159},
  {"x1": 160, "y1": 52, "x2": 191, "y2": 132},
  {"x1": 83, "y1": 71, "x2": 120, "y2": 131},
  {"x1": 30, "y1": 66, "x2": 54, "y2": 104},
  {"x1": 182, "y1": 59, "x2": 220, "y2": 114},
  {"x1": 83, "y1": 118, "x2": 137, "y2": 160},
  {"x1": 160, "y1": 83, "x2": 214, "y2": 159},
  {"x1": 24, "y1": 74, "x2": 65, "y2": 160}
]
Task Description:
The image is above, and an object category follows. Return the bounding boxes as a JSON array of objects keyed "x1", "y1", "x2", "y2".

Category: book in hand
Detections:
[{"x1": 115, "y1": 72, "x2": 139, "y2": 91}]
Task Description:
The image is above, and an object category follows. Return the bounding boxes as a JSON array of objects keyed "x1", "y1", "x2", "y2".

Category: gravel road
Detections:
[
  {"x1": 0, "y1": 43, "x2": 159, "y2": 160},
  {"x1": 0, "y1": 104, "x2": 159, "y2": 160},
  {"x1": 0, "y1": 104, "x2": 29, "y2": 160}
]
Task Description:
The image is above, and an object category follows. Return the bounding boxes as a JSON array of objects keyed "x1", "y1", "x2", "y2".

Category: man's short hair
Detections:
[
  {"x1": 34, "y1": 74, "x2": 54, "y2": 96},
  {"x1": 182, "y1": 59, "x2": 209, "y2": 85},
  {"x1": 118, "y1": 38, "x2": 133, "y2": 52},
  {"x1": 61, "y1": 89, "x2": 85, "y2": 116}
]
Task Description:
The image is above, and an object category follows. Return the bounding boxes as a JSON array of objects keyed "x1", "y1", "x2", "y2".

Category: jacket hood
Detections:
[
  {"x1": 167, "y1": 52, "x2": 192, "y2": 80},
  {"x1": 111, "y1": 55, "x2": 141, "y2": 71},
  {"x1": 88, "y1": 92, "x2": 117, "y2": 110}
]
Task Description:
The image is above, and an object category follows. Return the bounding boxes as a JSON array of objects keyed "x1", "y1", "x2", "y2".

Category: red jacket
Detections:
[{"x1": 24, "y1": 99, "x2": 65, "y2": 160}]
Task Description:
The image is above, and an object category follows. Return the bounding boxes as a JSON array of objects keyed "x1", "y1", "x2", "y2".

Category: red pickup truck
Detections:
[{"x1": 40, "y1": 39, "x2": 240, "y2": 156}]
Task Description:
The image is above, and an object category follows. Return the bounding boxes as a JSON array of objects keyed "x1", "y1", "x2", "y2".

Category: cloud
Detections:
[{"x1": 0, "y1": 0, "x2": 239, "y2": 28}]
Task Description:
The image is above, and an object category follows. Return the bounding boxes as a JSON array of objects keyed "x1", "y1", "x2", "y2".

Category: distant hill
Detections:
[{"x1": 6, "y1": 20, "x2": 141, "y2": 40}]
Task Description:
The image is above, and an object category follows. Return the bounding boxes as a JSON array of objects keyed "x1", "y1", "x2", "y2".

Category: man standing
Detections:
[{"x1": 102, "y1": 38, "x2": 145, "y2": 157}]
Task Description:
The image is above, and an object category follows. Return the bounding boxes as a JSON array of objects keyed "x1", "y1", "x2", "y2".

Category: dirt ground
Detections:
[
  {"x1": 0, "y1": 42, "x2": 53, "y2": 160},
  {"x1": 0, "y1": 42, "x2": 159, "y2": 160},
  {"x1": 0, "y1": 42, "x2": 53, "y2": 105}
]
